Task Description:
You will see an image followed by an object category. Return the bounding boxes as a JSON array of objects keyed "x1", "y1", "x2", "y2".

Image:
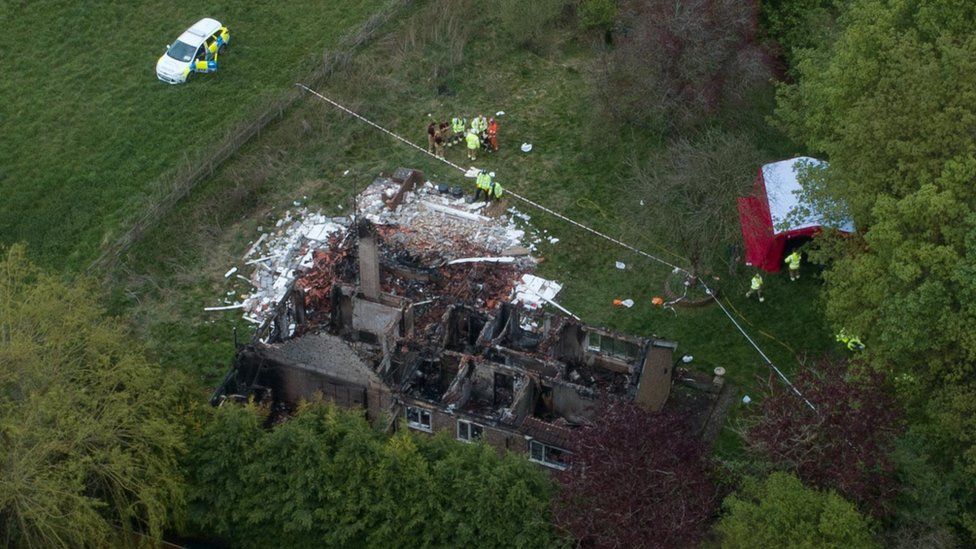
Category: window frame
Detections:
[
  {"x1": 405, "y1": 406, "x2": 432, "y2": 432},
  {"x1": 528, "y1": 440, "x2": 569, "y2": 470},
  {"x1": 586, "y1": 332, "x2": 602, "y2": 352},
  {"x1": 456, "y1": 419, "x2": 484, "y2": 443},
  {"x1": 586, "y1": 331, "x2": 639, "y2": 360}
]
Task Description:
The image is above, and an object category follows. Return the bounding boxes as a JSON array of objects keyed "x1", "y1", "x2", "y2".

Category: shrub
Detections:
[
  {"x1": 718, "y1": 472, "x2": 878, "y2": 548},
  {"x1": 578, "y1": 0, "x2": 617, "y2": 31}
]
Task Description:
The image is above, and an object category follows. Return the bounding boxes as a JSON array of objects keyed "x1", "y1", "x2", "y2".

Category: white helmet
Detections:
[{"x1": 489, "y1": 172, "x2": 495, "y2": 178}]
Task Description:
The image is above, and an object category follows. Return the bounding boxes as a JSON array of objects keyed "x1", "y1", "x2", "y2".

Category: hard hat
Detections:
[
  {"x1": 651, "y1": 296, "x2": 664, "y2": 307},
  {"x1": 489, "y1": 172, "x2": 495, "y2": 177}
]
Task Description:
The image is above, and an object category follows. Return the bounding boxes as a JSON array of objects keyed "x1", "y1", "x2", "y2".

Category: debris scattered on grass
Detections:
[
  {"x1": 520, "y1": 143, "x2": 533, "y2": 153},
  {"x1": 615, "y1": 261, "x2": 626, "y2": 270},
  {"x1": 204, "y1": 303, "x2": 245, "y2": 311}
]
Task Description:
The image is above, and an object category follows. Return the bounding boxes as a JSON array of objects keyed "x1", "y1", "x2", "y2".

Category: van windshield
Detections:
[{"x1": 166, "y1": 40, "x2": 196, "y2": 62}]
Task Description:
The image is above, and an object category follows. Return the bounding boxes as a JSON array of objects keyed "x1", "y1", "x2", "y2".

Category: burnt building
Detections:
[{"x1": 215, "y1": 168, "x2": 677, "y2": 469}]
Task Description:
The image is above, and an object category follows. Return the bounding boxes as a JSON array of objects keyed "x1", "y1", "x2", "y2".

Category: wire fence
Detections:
[{"x1": 87, "y1": 0, "x2": 413, "y2": 275}]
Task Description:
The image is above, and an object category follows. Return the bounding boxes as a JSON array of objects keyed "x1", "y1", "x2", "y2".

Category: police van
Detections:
[{"x1": 156, "y1": 18, "x2": 230, "y2": 84}]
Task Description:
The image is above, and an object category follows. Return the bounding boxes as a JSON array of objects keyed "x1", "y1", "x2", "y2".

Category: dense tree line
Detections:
[
  {"x1": 183, "y1": 402, "x2": 556, "y2": 548},
  {"x1": 771, "y1": 0, "x2": 976, "y2": 543}
]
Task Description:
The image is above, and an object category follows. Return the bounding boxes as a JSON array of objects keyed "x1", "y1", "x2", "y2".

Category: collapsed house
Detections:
[{"x1": 214, "y1": 168, "x2": 677, "y2": 469}]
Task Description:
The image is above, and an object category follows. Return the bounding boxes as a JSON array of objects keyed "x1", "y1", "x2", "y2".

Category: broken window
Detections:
[
  {"x1": 456, "y1": 419, "x2": 484, "y2": 442},
  {"x1": 586, "y1": 332, "x2": 640, "y2": 360},
  {"x1": 586, "y1": 332, "x2": 602, "y2": 352},
  {"x1": 529, "y1": 440, "x2": 569, "y2": 470},
  {"x1": 406, "y1": 406, "x2": 432, "y2": 432}
]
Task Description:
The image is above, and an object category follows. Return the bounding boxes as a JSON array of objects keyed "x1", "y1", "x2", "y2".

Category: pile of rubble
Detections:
[
  {"x1": 213, "y1": 168, "x2": 565, "y2": 330},
  {"x1": 356, "y1": 175, "x2": 552, "y2": 257}
]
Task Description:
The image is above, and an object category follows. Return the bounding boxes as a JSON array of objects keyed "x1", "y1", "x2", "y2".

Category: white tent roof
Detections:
[{"x1": 762, "y1": 157, "x2": 856, "y2": 234}]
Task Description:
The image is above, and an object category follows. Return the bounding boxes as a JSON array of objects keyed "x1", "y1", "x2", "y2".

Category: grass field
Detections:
[
  {"x1": 109, "y1": 0, "x2": 842, "y2": 437},
  {"x1": 0, "y1": 0, "x2": 386, "y2": 270}
]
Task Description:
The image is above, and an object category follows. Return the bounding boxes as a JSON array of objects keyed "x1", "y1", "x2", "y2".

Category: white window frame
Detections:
[
  {"x1": 456, "y1": 419, "x2": 484, "y2": 443},
  {"x1": 405, "y1": 406, "x2": 432, "y2": 432},
  {"x1": 528, "y1": 439, "x2": 569, "y2": 470},
  {"x1": 586, "y1": 332, "x2": 602, "y2": 352},
  {"x1": 586, "y1": 331, "x2": 638, "y2": 360}
]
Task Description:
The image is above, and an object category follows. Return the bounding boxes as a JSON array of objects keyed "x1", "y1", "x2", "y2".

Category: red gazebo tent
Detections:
[{"x1": 737, "y1": 157, "x2": 855, "y2": 272}]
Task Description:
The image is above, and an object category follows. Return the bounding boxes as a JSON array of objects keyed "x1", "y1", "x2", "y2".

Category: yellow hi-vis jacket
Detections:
[
  {"x1": 490, "y1": 181, "x2": 504, "y2": 198},
  {"x1": 836, "y1": 330, "x2": 865, "y2": 350},
  {"x1": 465, "y1": 131, "x2": 480, "y2": 150},
  {"x1": 785, "y1": 251, "x2": 801, "y2": 270},
  {"x1": 472, "y1": 116, "x2": 487, "y2": 133},
  {"x1": 750, "y1": 275, "x2": 763, "y2": 290},
  {"x1": 476, "y1": 171, "x2": 491, "y2": 190},
  {"x1": 452, "y1": 117, "x2": 466, "y2": 133}
]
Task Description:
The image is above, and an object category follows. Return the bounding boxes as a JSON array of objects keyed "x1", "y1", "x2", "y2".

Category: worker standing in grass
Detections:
[
  {"x1": 434, "y1": 132, "x2": 446, "y2": 159},
  {"x1": 746, "y1": 272, "x2": 765, "y2": 302},
  {"x1": 472, "y1": 114, "x2": 488, "y2": 139},
  {"x1": 486, "y1": 117, "x2": 499, "y2": 153},
  {"x1": 466, "y1": 129, "x2": 480, "y2": 161},
  {"x1": 450, "y1": 116, "x2": 466, "y2": 146},
  {"x1": 427, "y1": 121, "x2": 438, "y2": 154},
  {"x1": 785, "y1": 249, "x2": 802, "y2": 281},
  {"x1": 474, "y1": 170, "x2": 492, "y2": 201}
]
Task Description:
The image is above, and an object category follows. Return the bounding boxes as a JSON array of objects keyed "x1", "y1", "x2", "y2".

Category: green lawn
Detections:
[
  {"x1": 0, "y1": 0, "x2": 386, "y2": 270},
  {"x1": 111, "y1": 2, "x2": 841, "y2": 417}
]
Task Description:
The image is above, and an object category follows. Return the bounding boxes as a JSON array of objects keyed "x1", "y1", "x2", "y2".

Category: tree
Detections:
[
  {"x1": 774, "y1": 0, "x2": 976, "y2": 538},
  {"x1": 883, "y1": 429, "x2": 961, "y2": 548},
  {"x1": 553, "y1": 401, "x2": 717, "y2": 548},
  {"x1": 759, "y1": 0, "x2": 844, "y2": 69},
  {"x1": 184, "y1": 402, "x2": 556, "y2": 548},
  {"x1": 742, "y1": 358, "x2": 902, "y2": 517},
  {"x1": 776, "y1": 0, "x2": 976, "y2": 224},
  {"x1": 596, "y1": 0, "x2": 771, "y2": 132},
  {"x1": 717, "y1": 472, "x2": 878, "y2": 548},
  {"x1": 0, "y1": 245, "x2": 185, "y2": 548},
  {"x1": 630, "y1": 129, "x2": 764, "y2": 276}
]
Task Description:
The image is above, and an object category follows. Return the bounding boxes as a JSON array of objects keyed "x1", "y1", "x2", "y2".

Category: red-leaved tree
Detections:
[
  {"x1": 743, "y1": 357, "x2": 903, "y2": 517},
  {"x1": 553, "y1": 401, "x2": 718, "y2": 548}
]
